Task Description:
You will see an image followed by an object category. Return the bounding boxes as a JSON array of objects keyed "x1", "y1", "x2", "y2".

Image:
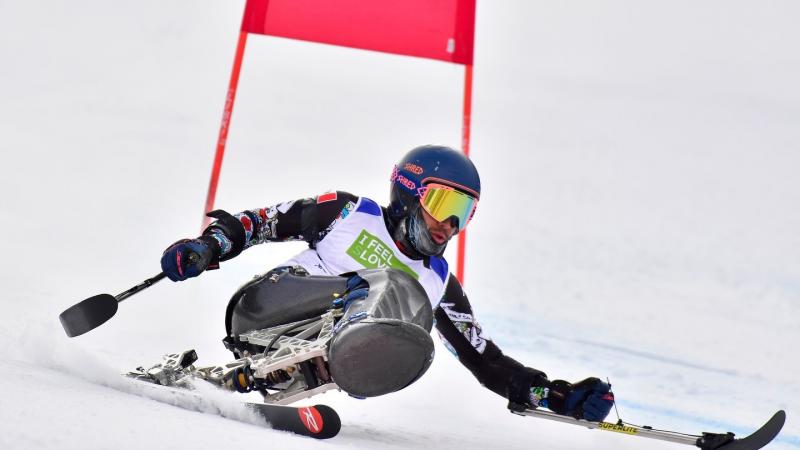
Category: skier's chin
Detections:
[{"x1": 430, "y1": 232, "x2": 447, "y2": 244}]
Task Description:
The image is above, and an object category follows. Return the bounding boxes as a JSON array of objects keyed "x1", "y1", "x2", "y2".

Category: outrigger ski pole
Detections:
[
  {"x1": 512, "y1": 408, "x2": 786, "y2": 450},
  {"x1": 59, "y1": 253, "x2": 206, "y2": 337},
  {"x1": 58, "y1": 272, "x2": 167, "y2": 337}
]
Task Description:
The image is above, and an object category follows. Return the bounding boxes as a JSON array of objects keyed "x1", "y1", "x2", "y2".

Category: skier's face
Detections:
[{"x1": 420, "y1": 207, "x2": 457, "y2": 245}]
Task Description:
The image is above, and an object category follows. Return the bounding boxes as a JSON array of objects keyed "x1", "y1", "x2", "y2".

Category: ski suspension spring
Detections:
[
  {"x1": 263, "y1": 368, "x2": 293, "y2": 384},
  {"x1": 230, "y1": 365, "x2": 294, "y2": 393}
]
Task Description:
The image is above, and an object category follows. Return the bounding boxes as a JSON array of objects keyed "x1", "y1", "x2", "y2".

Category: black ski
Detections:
[
  {"x1": 248, "y1": 402, "x2": 341, "y2": 439},
  {"x1": 125, "y1": 378, "x2": 340, "y2": 439}
]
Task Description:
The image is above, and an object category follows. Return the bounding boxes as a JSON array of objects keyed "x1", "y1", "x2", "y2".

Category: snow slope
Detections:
[{"x1": 1, "y1": 1, "x2": 797, "y2": 448}]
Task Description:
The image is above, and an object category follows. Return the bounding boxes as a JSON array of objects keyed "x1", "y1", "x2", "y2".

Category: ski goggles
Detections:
[{"x1": 419, "y1": 183, "x2": 478, "y2": 232}]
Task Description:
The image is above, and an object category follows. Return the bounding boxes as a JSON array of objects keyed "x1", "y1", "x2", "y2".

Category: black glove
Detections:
[
  {"x1": 160, "y1": 237, "x2": 216, "y2": 281},
  {"x1": 507, "y1": 367, "x2": 548, "y2": 412},
  {"x1": 508, "y1": 372, "x2": 614, "y2": 422},
  {"x1": 546, "y1": 377, "x2": 615, "y2": 422}
]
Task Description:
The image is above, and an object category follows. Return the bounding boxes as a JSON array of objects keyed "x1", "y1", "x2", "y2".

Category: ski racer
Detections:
[{"x1": 159, "y1": 144, "x2": 615, "y2": 422}]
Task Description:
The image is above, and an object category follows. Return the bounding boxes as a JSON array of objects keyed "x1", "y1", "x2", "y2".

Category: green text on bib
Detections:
[{"x1": 347, "y1": 230, "x2": 419, "y2": 279}]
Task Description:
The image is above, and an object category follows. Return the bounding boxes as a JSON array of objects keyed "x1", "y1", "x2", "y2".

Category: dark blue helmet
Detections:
[{"x1": 388, "y1": 145, "x2": 481, "y2": 228}]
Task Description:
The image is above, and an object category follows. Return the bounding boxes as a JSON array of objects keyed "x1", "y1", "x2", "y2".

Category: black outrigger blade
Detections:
[
  {"x1": 512, "y1": 408, "x2": 786, "y2": 450},
  {"x1": 59, "y1": 294, "x2": 118, "y2": 337},
  {"x1": 698, "y1": 410, "x2": 786, "y2": 450},
  {"x1": 59, "y1": 272, "x2": 166, "y2": 337}
]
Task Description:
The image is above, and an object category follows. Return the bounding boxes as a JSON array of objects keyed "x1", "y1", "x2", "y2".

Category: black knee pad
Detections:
[{"x1": 328, "y1": 269, "x2": 434, "y2": 397}]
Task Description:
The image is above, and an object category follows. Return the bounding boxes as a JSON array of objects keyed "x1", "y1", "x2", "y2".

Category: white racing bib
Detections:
[{"x1": 282, "y1": 197, "x2": 448, "y2": 306}]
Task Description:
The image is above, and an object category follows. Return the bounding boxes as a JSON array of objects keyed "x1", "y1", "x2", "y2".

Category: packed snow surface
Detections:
[{"x1": 1, "y1": 1, "x2": 797, "y2": 449}]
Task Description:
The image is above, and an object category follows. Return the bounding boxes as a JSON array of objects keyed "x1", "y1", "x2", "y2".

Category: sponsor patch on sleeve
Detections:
[
  {"x1": 316, "y1": 192, "x2": 338, "y2": 204},
  {"x1": 276, "y1": 200, "x2": 296, "y2": 214}
]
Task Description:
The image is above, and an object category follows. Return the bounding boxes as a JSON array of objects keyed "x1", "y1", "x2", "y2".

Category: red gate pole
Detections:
[
  {"x1": 456, "y1": 64, "x2": 474, "y2": 284},
  {"x1": 201, "y1": 30, "x2": 249, "y2": 231}
]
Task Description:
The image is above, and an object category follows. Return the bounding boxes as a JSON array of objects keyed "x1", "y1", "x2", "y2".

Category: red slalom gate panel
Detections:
[{"x1": 241, "y1": 0, "x2": 475, "y2": 65}]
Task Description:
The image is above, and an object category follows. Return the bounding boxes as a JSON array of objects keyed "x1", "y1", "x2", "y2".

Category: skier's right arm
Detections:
[{"x1": 160, "y1": 191, "x2": 357, "y2": 281}]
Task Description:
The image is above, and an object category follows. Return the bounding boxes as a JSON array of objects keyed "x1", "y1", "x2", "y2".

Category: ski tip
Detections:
[
  {"x1": 250, "y1": 403, "x2": 341, "y2": 439},
  {"x1": 300, "y1": 405, "x2": 341, "y2": 439}
]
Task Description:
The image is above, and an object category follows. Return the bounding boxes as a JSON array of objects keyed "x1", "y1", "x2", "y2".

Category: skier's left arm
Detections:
[{"x1": 434, "y1": 275, "x2": 615, "y2": 421}]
